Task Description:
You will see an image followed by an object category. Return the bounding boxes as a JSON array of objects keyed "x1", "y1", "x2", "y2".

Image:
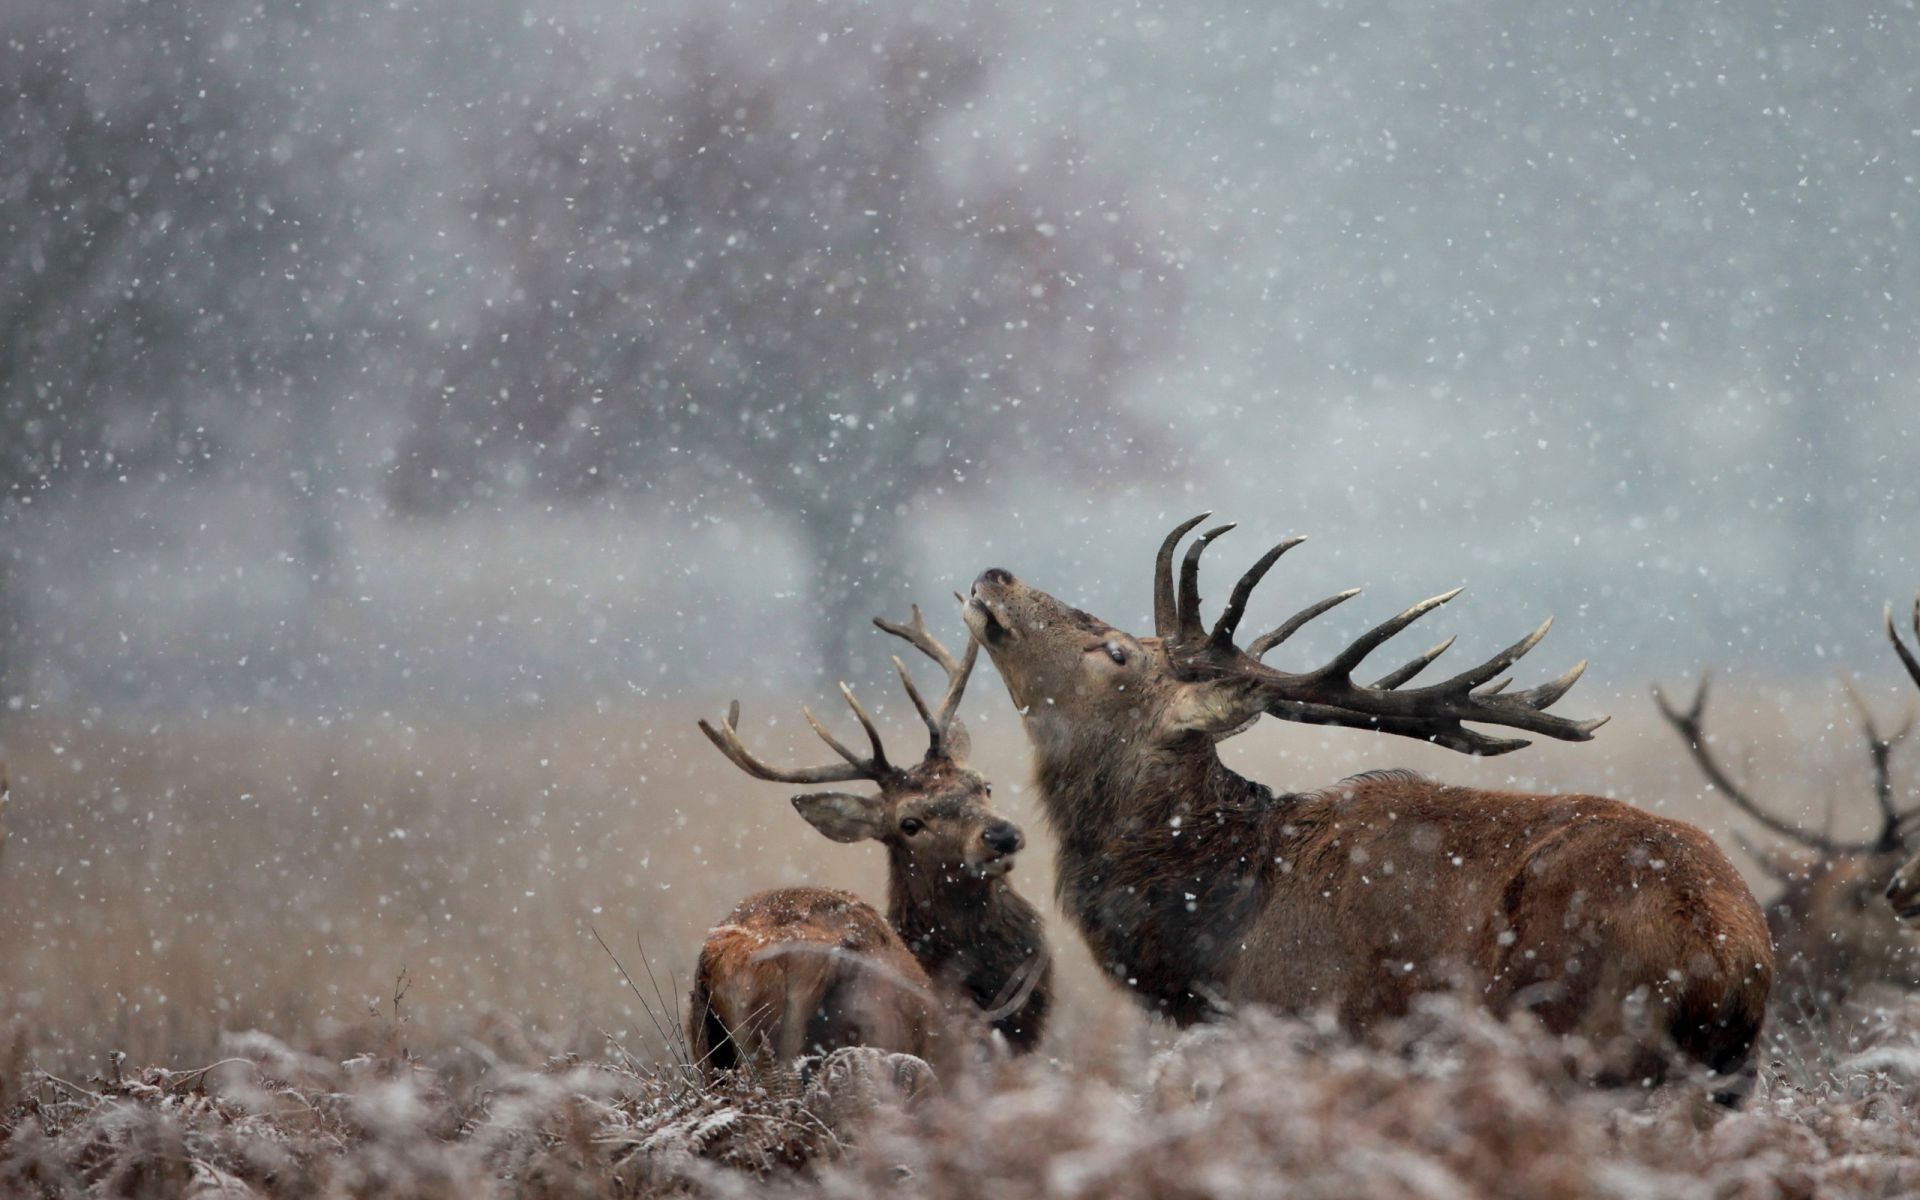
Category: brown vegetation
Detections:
[{"x1": 11, "y1": 996, "x2": 1920, "y2": 1198}]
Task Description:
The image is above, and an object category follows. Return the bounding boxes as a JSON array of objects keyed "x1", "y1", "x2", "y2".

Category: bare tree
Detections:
[
  {"x1": 0, "y1": 3, "x2": 360, "y2": 694},
  {"x1": 387, "y1": 5, "x2": 1184, "y2": 673}
]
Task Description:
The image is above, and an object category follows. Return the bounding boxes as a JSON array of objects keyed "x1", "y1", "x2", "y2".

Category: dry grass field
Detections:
[{"x1": 3, "y1": 680, "x2": 1919, "y2": 1196}]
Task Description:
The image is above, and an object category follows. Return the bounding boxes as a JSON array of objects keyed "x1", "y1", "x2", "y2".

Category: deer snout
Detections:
[
  {"x1": 978, "y1": 567, "x2": 1015, "y2": 587},
  {"x1": 982, "y1": 820, "x2": 1023, "y2": 856}
]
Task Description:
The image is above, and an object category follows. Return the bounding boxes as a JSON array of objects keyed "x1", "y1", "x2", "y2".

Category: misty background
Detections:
[{"x1": 4, "y1": 0, "x2": 1918, "y2": 721}]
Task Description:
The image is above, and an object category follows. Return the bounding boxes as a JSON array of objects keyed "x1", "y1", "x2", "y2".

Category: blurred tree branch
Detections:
[{"x1": 386, "y1": 3, "x2": 1186, "y2": 674}]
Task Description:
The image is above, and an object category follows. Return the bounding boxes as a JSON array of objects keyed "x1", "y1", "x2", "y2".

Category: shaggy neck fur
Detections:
[
  {"x1": 885, "y1": 849, "x2": 1051, "y2": 1053},
  {"x1": 1027, "y1": 709, "x2": 1285, "y2": 852},
  {"x1": 1024, "y1": 710, "x2": 1291, "y2": 1024}
]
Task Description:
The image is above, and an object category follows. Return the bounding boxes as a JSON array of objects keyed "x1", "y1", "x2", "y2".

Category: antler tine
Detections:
[
  {"x1": 1154, "y1": 513, "x2": 1213, "y2": 638},
  {"x1": 1651, "y1": 671, "x2": 1709, "y2": 730},
  {"x1": 1650, "y1": 673, "x2": 1876, "y2": 856},
  {"x1": 1842, "y1": 672, "x2": 1912, "y2": 850},
  {"x1": 697, "y1": 701, "x2": 880, "y2": 785},
  {"x1": 876, "y1": 607, "x2": 978, "y2": 758},
  {"x1": 932, "y1": 637, "x2": 980, "y2": 752},
  {"x1": 1315, "y1": 588, "x2": 1463, "y2": 680},
  {"x1": 890, "y1": 655, "x2": 938, "y2": 736},
  {"x1": 1878, "y1": 596, "x2": 1920, "y2": 838},
  {"x1": 1177, "y1": 523, "x2": 1237, "y2": 639},
  {"x1": 1248, "y1": 588, "x2": 1363, "y2": 658},
  {"x1": 1372, "y1": 636, "x2": 1457, "y2": 690},
  {"x1": 801, "y1": 704, "x2": 875, "y2": 773},
  {"x1": 1505, "y1": 659, "x2": 1589, "y2": 711},
  {"x1": 835, "y1": 683, "x2": 890, "y2": 773},
  {"x1": 1890, "y1": 595, "x2": 1920, "y2": 692},
  {"x1": 874, "y1": 605, "x2": 959, "y2": 675},
  {"x1": 1211, "y1": 536, "x2": 1307, "y2": 647},
  {"x1": 1431, "y1": 616, "x2": 1553, "y2": 693}
]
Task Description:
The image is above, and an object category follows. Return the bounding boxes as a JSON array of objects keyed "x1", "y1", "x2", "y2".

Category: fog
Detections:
[{"x1": 4, "y1": 0, "x2": 1917, "y2": 717}]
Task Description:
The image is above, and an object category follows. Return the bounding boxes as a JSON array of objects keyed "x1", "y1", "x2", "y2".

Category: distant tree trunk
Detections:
[
  {"x1": 289, "y1": 390, "x2": 344, "y2": 602},
  {"x1": 796, "y1": 497, "x2": 906, "y2": 684},
  {"x1": 0, "y1": 539, "x2": 20, "y2": 704}
]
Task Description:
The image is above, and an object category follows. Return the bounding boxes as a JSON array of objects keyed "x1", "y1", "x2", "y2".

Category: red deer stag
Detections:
[
  {"x1": 1657, "y1": 591, "x2": 1920, "y2": 1015},
  {"x1": 688, "y1": 609, "x2": 1050, "y2": 1076},
  {"x1": 963, "y1": 514, "x2": 1773, "y2": 1095}
]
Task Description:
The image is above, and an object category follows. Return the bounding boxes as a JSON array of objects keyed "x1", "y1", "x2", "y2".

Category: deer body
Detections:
[
  {"x1": 968, "y1": 517, "x2": 1773, "y2": 1089},
  {"x1": 1041, "y1": 746, "x2": 1765, "y2": 1066},
  {"x1": 690, "y1": 886, "x2": 941, "y2": 1073},
  {"x1": 689, "y1": 609, "x2": 1051, "y2": 1075},
  {"x1": 1657, "y1": 591, "x2": 1920, "y2": 1014}
]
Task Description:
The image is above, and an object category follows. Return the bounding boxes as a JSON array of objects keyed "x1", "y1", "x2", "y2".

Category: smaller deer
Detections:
[
  {"x1": 1655, "y1": 591, "x2": 1920, "y2": 1015},
  {"x1": 688, "y1": 609, "x2": 1051, "y2": 1077}
]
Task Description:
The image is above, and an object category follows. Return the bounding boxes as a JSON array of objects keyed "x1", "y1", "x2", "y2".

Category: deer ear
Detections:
[
  {"x1": 791, "y1": 792, "x2": 888, "y2": 843},
  {"x1": 1164, "y1": 680, "x2": 1264, "y2": 740}
]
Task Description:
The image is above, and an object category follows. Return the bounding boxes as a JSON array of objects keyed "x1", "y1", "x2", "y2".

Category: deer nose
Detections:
[
  {"x1": 979, "y1": 568, "x2": 1014, "y2": 587},
  {"x1": 982, "y1": 821, "x2": 1023, "y2": 855}
]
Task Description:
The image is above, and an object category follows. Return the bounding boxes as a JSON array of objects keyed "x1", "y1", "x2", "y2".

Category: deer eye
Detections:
[
  {"x1": 899, "y1": 817, "x2": 925, "y2": 836},
  {"x1": 1104, "y1": 642, "x2": 1128, "y2": 666}
]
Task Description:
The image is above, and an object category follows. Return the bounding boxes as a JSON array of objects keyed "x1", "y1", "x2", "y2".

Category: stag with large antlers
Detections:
[
  {"x1": 964, "y1": 514, "x2": 1773, "y2": 1097},
  {"x1": 688, "y1": 609, "x2": 1050, "y2": 1076},
  {"x1": 1657, "y1": 592, "x2": 1920, "y2": 1015}
]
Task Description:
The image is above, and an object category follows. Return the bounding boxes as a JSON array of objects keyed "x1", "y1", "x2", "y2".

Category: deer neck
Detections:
[
  {"x1": 884, "y1": 856, "x2": 1049, "y2": 1045},
  {"x1": 1028, "y1": 716, "x2": 1280, "y2": 854},
  {"x1": 886, "y1": 857, "x2": 1037, "y2": 970}
]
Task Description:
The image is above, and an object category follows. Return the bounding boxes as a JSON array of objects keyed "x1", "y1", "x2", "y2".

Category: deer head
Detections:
[
  {"x1": 1654, "y1": 591, "x2": 1920, "y2": 1002},
  {"x1": 964, "y1": 512, "x2": 1605, "y2": 761},
  {"x1": 700, "y1": 607, "x2": 1023, "y2": 881}
]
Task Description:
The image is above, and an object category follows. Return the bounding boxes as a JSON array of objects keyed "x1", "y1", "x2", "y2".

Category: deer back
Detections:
[{"x1": 687, "y1": 887, "x2": 945, "y2": 1075}]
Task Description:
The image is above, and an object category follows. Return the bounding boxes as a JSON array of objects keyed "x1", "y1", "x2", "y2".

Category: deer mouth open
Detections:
[
  {"x1": 966, "y1": 593, "x2": 1015, "y2": 646},
  {"x1": 969, "y1": 854, "x2": 1017, "y2": 880}
]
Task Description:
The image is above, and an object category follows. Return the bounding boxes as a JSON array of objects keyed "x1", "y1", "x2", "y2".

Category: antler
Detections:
[
  {"x1": 1652, "y1": 672, "x2": 1881, "y2": 856},
  {"x1": 873, "y1": 605, "x2": 978, "y2": 762},
  {"x1": 1891, "y1": 592, "x2": 1920, "y2": 695},
  {"x1": 1839, "y1": 673, "x2": 1916, "y2": 847},
  {"x1": 698, "y1": 689, "x2": 897, "y2": 786},
  {"x1": 1880, "y1": 590, "x2": 1920, "y2": 838},
  {"x1": 1152, "y1": 515, "x2": 1606, "y2": 755}
]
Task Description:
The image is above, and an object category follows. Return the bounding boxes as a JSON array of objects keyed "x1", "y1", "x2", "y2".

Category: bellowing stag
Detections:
[
  {"x1": 963, "y1": 514, "x2": 1773, "y2": 1097},
  {"x1": 1657, "y1": 592, "x2": 1920, "y2": 1016},
  {"x1": 689, "y1": 609, "x2": 1050, "y2": 1076}
]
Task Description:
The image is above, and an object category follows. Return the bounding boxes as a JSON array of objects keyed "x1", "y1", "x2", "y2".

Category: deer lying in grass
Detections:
[
  {"x1": 689, "y1": 609, "x2": 1050, "y2": 1077},
  {"x1": 1657, "y1": 591, "x2": 1920, "y2": 1016},
  {"x1": 963, "y1": 514, "x2": 1773, "y2": 1096}
]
